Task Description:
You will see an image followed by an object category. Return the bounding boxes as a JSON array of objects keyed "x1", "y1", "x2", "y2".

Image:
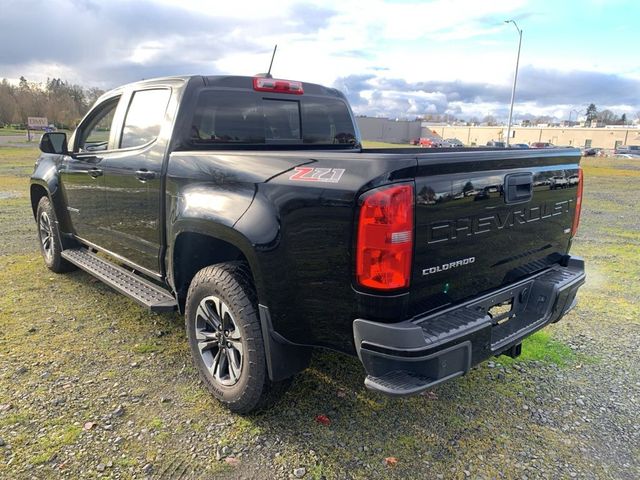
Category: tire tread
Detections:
[{"x1": 185, "y1": 262, "x2": 289, "y2": 414}]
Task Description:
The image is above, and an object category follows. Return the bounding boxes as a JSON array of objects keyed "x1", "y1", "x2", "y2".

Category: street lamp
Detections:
[{"x1": 504, "y1": 19, "x2": 522, "y2": 148}]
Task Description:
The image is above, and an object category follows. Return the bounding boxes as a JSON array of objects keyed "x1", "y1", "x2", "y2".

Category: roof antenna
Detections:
[{"x1": 265, "y1": 44, "x2": 277, "y2": 78}]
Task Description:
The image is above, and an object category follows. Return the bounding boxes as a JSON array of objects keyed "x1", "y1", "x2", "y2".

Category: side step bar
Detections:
[{"x1": 61, "y1": 248, "x2": 177, "y2": 312}]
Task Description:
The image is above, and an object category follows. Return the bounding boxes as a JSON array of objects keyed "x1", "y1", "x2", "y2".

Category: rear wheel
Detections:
[
  {"x1": 185, "y1": 262, "x2": 289, "y2": 413},
  {"x1": 36, "y1": 196, "x2": 75, "y2": 273}
]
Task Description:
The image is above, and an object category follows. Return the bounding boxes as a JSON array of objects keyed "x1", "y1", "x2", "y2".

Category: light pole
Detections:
[{"x1": 504, "y1": 20, "x2": 522, "y2": 148}]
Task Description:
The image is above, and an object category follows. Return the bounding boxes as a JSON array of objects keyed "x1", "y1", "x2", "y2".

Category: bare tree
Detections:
[
  {"x1": 597, "y1": 109, "x2": 618, "y2": 125},
  {"x1": 0, "y1": 76, "x2": 102, "y2": 128},
  {"x1": 0, "y1": 79, "x2": 19, "y2": 125},
  {"x1": 482, "y1": 115, "x2": 497, "y2": 126}
]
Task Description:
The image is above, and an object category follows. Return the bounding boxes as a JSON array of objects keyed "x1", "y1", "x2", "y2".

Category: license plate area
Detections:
[
  {"x1": 473, "y1": 280, "x2": 541, "y2": 348},
  {"x1": 488, "y1": 299, "x2": 514, "y2": 325}
]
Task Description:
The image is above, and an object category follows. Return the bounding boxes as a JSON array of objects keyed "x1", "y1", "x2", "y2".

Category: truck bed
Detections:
[{"x1": 168, "y1": 146, "x2": 582, "y2": 352}]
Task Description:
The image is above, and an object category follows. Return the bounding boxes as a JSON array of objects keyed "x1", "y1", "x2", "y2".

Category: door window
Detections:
[
  {"x1": 78, "y1": 97, "x2": 120, "y2": 152},
  {"x1": 120, "y1": 89, "x2": 171, "y2": 149}
]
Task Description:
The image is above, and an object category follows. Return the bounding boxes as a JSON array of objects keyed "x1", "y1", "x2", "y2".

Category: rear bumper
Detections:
[{"x1": 353, "y1": 256, "x2": 585, "y2": 396}]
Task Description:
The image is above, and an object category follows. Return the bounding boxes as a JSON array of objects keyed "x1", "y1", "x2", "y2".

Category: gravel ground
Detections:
[{"x1": 0, "y1": 149, "x2": 638, "y2": 479}]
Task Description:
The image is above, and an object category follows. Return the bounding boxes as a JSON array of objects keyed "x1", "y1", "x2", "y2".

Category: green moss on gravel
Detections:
[{"x1": 505, "y1": 330, "x2": 576, "y2": 366}]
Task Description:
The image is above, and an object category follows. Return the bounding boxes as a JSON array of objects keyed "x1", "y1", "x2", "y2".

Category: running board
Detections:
[{"x1": 61, "y1": 248, "x2": 177, "y2": 312}]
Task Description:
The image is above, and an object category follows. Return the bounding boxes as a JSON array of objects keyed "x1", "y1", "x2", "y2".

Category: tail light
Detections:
[
  {"x1": 253, "y1": 77, "x2": 303, "y2": 95},
  {"x1": 571, "y1": 167, "x2": 584, "y2": 236},
  {"x1": 356, "y1": 184, "x2": 414, "y2": 290}
]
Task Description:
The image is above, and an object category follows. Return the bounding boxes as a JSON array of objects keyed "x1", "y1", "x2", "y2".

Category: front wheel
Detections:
[
  {"x1": 36, "y1": 196, "x2": 75, "y2": 273},
  {"x1": 185, "y1": 262, "x2": 289, "y2": 413}
]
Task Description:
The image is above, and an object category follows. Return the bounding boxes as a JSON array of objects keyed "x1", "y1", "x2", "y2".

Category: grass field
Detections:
[
  {"x1": 0, "y1": 147, "x2": 638, "y2": 479},
  {"x1": 0, "y1": 128, "x2": 28, "y2": 136}
]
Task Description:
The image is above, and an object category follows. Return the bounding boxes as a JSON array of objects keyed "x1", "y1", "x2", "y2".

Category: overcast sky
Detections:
[{"x1": 1, "y1": 0, "x2": 639, "y2": 121}]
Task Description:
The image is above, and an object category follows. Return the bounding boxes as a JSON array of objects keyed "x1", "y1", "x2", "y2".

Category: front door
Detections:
[{"x1": 60, "y1": 95, "x2": 121, "y2": 246}]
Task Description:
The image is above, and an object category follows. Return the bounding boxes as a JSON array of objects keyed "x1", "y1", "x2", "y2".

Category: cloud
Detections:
[
  {"x1": 0, "y1": 0, "x2": 336, "y2": 87},
  {"x1": 0, "y1": 0, "x2": 637, "y2": 121},
  {"x1": 287, "y1": 3, "x2": 337, "y2": 32},
  {"x1": 335, "y1": 68, "x2": 640, "y2": 120},
  {"x1": 515, "y1": 68, "x2": 640, "y2": 106}
]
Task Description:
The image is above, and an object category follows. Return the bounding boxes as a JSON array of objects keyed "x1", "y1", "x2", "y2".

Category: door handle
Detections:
[
  {"x1": 80, "y1": 155, "x2": 103, "y2": 164},
  {"x1": 88, "y1": 168, "x2": 103, "y2": 178},
  {"x1": 135, "y1": 169, "x2": 156, "y2": 182}
]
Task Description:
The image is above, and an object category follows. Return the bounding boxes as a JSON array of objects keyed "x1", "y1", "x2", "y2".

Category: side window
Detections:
[
  {"x1": 78, "y1": 97, "x2": 120, "y2": 152},
  {"x1": 120, "y1": 89, "x2": 171, "y2": 149}
]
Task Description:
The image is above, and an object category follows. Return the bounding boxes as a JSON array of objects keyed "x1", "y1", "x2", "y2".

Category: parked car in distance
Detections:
[
  {"x1": 530, "y1": 142, "x2": 555, "y2": 149},
  {"x1": 444, "y1": 138, "x2": 464, "y2": 147},
  {"x1": 582, "y1": 147, "x2": 603, "y2": 157},
  {"x1": 615, "y1": 145, "x2": 640, "y2": 153},
  {"x1": 550, "y1": 176, "x2": 569, "y2": 189},
  {"x1": 511, "y1": 143, "x2": 530, "y2": 149},
  {"x1": 533, "y1": 179, "x2": 551, "y2": 187},
  {"x1": 486, "y1": 140, "x2": 506, "y2": 148},
  {"x1": 615, "y1": 145, "x2": 640, "y2": 158},
  {"x1": 568, "y1": 174, "x2": 580, "y2": 186},
  {"x1": 473, "y1": 189, "x2": 491, "y2": 201},
  {"x1": 409, "y1": 138, "x2": 420, "y2": 145},
  {"x1": 419, "y1": 137, "x2": 448, "y2": 148}
]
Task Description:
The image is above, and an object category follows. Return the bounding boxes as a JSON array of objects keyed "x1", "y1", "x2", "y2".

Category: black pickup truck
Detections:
[{"x1": 31, "y1": 75, "x2": 585, "y2": 413}]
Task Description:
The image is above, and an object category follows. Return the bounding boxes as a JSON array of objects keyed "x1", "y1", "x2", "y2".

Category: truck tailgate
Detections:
[{"x1": 410, "y1": 149, "x2": 582, "y2": 316}]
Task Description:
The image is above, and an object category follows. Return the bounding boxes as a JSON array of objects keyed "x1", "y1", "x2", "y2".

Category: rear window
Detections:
[
  {"x1": 189, "y1": 91, "x2": 357, "y2": 147},
  {"x1": 121, "y1": 89, "x2": 171, "y2": 149}
]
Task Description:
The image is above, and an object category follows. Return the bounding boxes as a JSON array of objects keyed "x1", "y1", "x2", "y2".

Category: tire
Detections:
[
  {"x1": 36, "y1": 196, "x2": 75, "y2": 273},
  {"x1": 185, "y1": 262, "x2": 289, "y2": 414}
]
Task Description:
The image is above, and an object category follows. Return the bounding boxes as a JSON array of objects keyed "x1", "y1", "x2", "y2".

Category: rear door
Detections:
[
  {"x1": 410, "y1": 149, "x2": 581, "y2": 316},
  {"x1": 98, "y1": 87, "x2": 174, "y2": 275}
]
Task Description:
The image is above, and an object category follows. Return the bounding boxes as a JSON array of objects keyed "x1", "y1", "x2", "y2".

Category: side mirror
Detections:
[{"x1": 39, "y1": 132, "x2": 69, "y2": 155}]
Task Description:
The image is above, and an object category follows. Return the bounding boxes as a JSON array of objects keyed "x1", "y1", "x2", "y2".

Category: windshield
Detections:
[{"x1": 188, "y1": 90, "x2": 357, "y2": 148}]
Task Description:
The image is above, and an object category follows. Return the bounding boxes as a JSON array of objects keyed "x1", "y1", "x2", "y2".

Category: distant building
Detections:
[
  {"x1": 355, "y1": 116, "x2": 640, "y2": 148},
  {"x1": 355, "y1": 117, "x2": 422, "y2": 143},
  {"x1": 430, "y1": 125, "x2": 639, "y2": 149}
]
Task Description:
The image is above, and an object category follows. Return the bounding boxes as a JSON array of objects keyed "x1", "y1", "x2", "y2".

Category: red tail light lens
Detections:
[
  {"x1": 571, "y1": 167, "x2": 584, "y2": 236},
  {"x1": 253, "y1": 77, "x2": 304, "y2": 95},
  {"x1": 356, "y1": 184, "x2": 414, "y2": 290}
]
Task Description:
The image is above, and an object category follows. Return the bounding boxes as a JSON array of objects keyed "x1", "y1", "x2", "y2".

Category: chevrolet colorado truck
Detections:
[{"x1": 31, "y1": 75, "x2": 585, "y2": 413}]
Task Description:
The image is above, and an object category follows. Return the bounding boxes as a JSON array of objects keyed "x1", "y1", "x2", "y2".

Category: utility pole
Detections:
[{"x1": 504, "y1": 20, "x2": 522, "y2": 148}]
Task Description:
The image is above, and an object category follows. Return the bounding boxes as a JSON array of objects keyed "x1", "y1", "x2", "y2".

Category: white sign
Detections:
[{"x1": 27, "y1": 117, "x2": 48, "y2": 129}]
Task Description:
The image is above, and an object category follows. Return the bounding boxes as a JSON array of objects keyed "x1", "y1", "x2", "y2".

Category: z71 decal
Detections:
[{"x1": 289, "y1": 167, "x2": 345, "y2": 183}]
